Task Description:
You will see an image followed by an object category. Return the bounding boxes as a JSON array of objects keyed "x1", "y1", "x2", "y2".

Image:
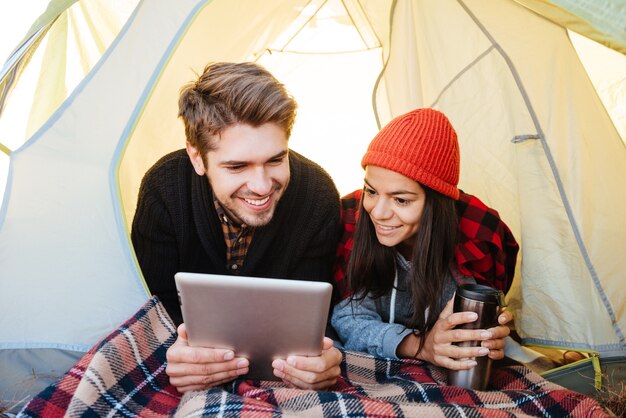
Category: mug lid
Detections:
[{"x1": 457, "y1": 284, "x2": 506, "y2": 307}]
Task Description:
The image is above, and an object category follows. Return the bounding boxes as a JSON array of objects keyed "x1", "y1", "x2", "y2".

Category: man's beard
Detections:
[{"x1": 217, "y1": 181, "x2": 286, "y2": 227}]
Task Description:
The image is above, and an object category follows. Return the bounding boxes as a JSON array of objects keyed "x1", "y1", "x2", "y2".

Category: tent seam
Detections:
[
  {"x1": 429, "y1": 45, "x2": 495, "y2": 108},
  {"x1": 0, "y1": 342, "x2": 91, "y2": 351},
  {"x1": 457, "y1": 0, "x2": 625, "y2": 351},
  {"x1": 341, "y1": 0, "x2": 381, "y2": 49},
  {"x1": 565, "y1": 29, "x2": 626, "y2": 153},
  {"x1": 0, "y1": 24, "x2": 54, "y2": 118},
  {"x1": 371, "y1": 0, "x2": 397, "y2": 129},
  {"x1": 111, "y1": 0, "x2": 213, "y2": 298},
  {"x1": 522, "y1": 338, "x2": 624, "y2": 354},
  {"x1": 266, "y1": 47, "x2": 379, "y2": 55},
  {"x1": 276, "y1": 0, "x2": 328, "y2": 52}
]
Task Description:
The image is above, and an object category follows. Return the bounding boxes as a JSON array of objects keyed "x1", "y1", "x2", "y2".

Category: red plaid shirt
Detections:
[{"x1": 334, "y1": 189, "x2": 519, "y2": 301}]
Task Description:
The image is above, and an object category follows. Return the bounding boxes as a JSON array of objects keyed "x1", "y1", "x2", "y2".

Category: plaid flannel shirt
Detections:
[
  {"x1": 334, "y1": 189, "x2": 519, "y2": 301},
  {"x1": 214, "y1": 197, "x2": 254, "y2": 274}
]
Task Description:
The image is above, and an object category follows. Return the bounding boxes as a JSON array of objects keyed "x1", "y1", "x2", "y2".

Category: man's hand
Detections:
[
  {"x1": 271, "y1": 337, "x2": 342, "y2": 390},
  {"x1": 166, "y1": 323, "x2": 250, "y2": 393}
]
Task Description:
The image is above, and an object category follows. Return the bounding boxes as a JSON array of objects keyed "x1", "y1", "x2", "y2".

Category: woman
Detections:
[{"x1": 331, "y1": 108, "x2": 518, "y2": 372}]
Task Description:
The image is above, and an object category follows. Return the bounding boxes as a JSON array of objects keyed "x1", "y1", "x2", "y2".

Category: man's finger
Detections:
[
  {"x1": 272, "y1": 356, "x2": 340, "y2": 386},
  {"x1": 173, "y1": 374, "x2": 239, "y2": 393},
  {"x1": 168, "y1": 366, "x2": 247, "y2": 388},
  {"x1": 177, "y1": 323, "x2": 189, "y2": 341},
  {"x1": 167, "y1": 345, "x2": 236, "y2": 364},
  {"x1": 284, "y1": 346, "x2": 341, "y2": 373},
  {"x1": 279, "y1": 373, "x2": 338, "y2": 390},
  {"x1": 166, "y1": 357, "x2": 248, "y2": 377},
  {"x1": 273, "y1": 363, "x2": 339, "y2": 389}
]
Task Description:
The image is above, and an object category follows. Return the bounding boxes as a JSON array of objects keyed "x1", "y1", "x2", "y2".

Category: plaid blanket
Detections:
[{"x1": 18, "y1": 298, "x2": 609, "y2": 417}]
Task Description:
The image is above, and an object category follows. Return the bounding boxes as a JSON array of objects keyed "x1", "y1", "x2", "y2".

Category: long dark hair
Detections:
[{"x1": 347, "y1": 185, "x2": 458, "y2": 355}]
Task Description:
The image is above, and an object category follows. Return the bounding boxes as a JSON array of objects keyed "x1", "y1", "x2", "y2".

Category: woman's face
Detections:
[{"x1": 362, "y1": 165, "x2": 426, "y2": 256}]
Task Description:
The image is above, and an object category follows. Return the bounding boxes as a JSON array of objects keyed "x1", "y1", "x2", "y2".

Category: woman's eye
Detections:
[
  {"x1": 364, "y1": 187, "x2": 376, "y2": 196},
  {"x1": 395, "y1": 198, "x2": 409, "y2": 206}
]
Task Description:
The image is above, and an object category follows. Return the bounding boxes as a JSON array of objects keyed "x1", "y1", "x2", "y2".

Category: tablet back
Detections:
[{"x1": 174, "y1": 272, "x2": 333, "y2": 381}]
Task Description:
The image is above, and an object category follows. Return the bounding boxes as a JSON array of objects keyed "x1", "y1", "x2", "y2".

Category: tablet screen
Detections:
[{"x1": 174, "y1": 272, "x2": 332, "y2": 380}]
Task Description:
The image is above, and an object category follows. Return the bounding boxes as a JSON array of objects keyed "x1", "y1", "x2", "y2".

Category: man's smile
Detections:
[{"x1": 243, "y1": 196, "x2": 270, "y2": 206}]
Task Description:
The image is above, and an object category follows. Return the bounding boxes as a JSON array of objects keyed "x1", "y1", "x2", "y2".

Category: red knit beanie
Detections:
[{"x1": 361, "y1": 108, "x2": 460, "y2": 200}]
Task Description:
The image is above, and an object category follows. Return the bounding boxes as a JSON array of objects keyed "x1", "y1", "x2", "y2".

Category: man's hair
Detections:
[{"x1": 178, "y1": 62, "x2": 297, "y2": 163}]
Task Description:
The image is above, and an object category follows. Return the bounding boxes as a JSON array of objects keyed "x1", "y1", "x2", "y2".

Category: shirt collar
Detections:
[
  {"x1": 395, "y1": 250, "x2": 412, "y2": 272},
  {"x1": 213, "y1": 194, "x2": 246, "y2": 228}
]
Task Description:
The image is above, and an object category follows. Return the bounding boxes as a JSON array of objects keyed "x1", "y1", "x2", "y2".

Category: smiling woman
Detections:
[{"x1": 331, "y1": 108, "x2": 517, "y2": 366}]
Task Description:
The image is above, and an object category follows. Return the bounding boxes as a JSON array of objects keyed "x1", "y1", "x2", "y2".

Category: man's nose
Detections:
[{"x1": 247, "y1": 167, "x2": 272, "y2": 195}]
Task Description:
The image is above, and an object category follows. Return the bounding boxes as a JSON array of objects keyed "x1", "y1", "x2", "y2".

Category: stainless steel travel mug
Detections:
[{"x1": 447, "y1": 284, "x2": 506, "y2": 390}]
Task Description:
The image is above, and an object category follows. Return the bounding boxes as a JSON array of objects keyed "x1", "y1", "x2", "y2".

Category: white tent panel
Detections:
[
  {"x1": 0, "y1": 0, "x2": 202, "y2": 348},
  {"x1": 1, "y1": 1, "x2": 625, "y2": 411},
  {"x1": 370, "y1": 0, "x2": 625, "y2": 352},
  {"x1": 463, "y1": 0, "x2": 625, "y2": 351}
]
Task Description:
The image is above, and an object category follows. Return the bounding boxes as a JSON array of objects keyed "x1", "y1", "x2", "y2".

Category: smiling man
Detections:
[
  {"x1": 131, "y1": 62, "x2": 341, "y2": 391},
  {"x1": 187, "y1": 123, "x2": 290, "y2": 227}
]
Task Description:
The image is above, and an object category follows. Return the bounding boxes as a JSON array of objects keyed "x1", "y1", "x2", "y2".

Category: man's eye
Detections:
[
  {"x1": 226, "y1": 165, "x2": 245, "y2": 172},
  {"x1": 268, "y1": 158, "x2": 284, "y2": 165}
]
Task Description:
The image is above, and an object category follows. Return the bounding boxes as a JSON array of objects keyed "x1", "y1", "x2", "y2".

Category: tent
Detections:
[{"x1": 1, "y1": 0, "x2": 625, "y2": 412}]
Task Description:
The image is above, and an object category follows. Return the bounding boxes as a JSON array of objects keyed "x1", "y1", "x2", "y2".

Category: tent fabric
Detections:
[
  {"x1": 514, "y1": 0, "x2": 626, "y2": 54},
  {"x1": 1, "y1": 0, "x2": 625, "y2": 411},
  {"x1": 0, "y1": 0, "x2": 137, "y2": 148},
  {"x1": 371, "y1": 0, "x2": 626, "y2": 353}
]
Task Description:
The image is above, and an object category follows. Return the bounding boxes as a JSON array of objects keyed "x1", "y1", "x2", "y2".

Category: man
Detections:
[{"x1": 131, "y1": 62, "x2": 342, "y2": 391}]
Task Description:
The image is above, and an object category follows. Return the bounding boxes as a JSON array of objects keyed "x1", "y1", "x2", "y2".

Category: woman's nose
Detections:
[{"x1": 370, "y1": 198, "x2": 391, "y2": 219}]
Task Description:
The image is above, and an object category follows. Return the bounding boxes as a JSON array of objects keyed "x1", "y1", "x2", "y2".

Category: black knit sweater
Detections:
[{"x1": 131, "y1": 149, "x2": 341, "y2": 325}]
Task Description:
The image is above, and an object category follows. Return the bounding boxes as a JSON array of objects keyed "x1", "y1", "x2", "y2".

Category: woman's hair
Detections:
[
  {"x1": 347, "y1": 184, "x2": 458, "y2": 356},
  {"x1": 178, "y1": 62, "x2": 297, "y2": 166}
]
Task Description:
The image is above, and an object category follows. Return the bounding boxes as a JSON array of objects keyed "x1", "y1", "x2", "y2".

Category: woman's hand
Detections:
[
  {"x1": 398, "y1": 298, "x2": 512, "y2": 370},
  {"x1": 482, "y1": 310, "x2": 513, "y2": 360}
]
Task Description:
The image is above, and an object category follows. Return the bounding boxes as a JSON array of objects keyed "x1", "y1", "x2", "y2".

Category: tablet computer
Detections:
[{"x1": 174, "y1": 272, "x2": 333, "y2": 381}]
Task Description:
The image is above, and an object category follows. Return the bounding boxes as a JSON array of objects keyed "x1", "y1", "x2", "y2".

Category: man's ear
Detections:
[{"x1": 186, "y1": 142, "x2": 206, "y2": 176}]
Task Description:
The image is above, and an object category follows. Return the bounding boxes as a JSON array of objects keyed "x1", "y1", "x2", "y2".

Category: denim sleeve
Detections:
[{"x1": 331, "y1": 297, "x2": 413, "y2": 359}]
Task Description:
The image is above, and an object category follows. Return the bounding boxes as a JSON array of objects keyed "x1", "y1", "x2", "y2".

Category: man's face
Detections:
[{"x1": 187, "y1": 123, "x2": 290, "y2": 227}]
